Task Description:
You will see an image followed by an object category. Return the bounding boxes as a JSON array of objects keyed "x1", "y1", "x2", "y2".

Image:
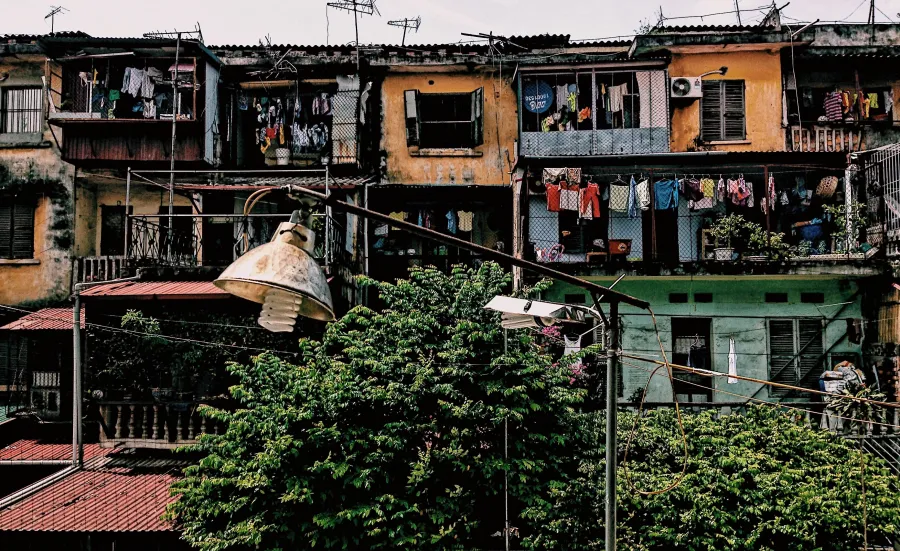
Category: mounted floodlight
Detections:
[
  {"x1": 484, "y1": 296, "x2": 599, "y2": 330},
  {"x1": 214, "y1": 210, "x2": 335, "y2": 331}
]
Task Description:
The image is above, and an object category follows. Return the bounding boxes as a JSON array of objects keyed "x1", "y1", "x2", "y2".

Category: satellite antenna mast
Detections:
[
  {"x1": 45, "y1": 6, "x2": 68, "y2": 35},
  {"x1": 387, "y1": 17, "x2": 421, "y2": 46},
  {"x1": 326, "y1": 0, "x2": 379, "y2": 70}
]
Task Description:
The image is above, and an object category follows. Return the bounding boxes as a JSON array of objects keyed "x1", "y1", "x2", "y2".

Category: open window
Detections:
[{"x1": 404, "y1": 88, "x2": 484, "y2": 149}]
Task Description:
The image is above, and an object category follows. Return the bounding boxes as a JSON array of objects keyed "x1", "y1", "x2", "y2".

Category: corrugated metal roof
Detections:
[
  {"x1": 652, "y1": 24, "x2": 770, "y2": 33},
  {"x1": 0, "y1": 308, "x2": 84, "y2": 331},
  {"x1": 173, "y1": 174, "x2": 375, "y2": 191},
  {"x1": 0, "y1": 453, "x2": 184, "y2": 532},
  {"x1": 80, "y1": 281, "x2": 229, "y2": 299},
  {"x1": 0, "y1": 439, "x2": 107, "y2": 462}
]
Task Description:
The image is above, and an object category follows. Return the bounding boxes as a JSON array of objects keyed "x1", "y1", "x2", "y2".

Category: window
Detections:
[
  {"x1": 768, "y1": 318, "x2": 824, "y2": 394},
  {"x1": 669, "y1": 293, "x2": 689, "y2": 304},
  {"x1": 1, "y1": 87, "x2": 42, "y2": 133},
  {"x1": 801, "y1": 292, "x2": 825, "y2": 304},
  {"x1": 701, "y1": 80, "x2": 745, "y2": 142},
  {"x1": 0, "y1": 195, "x2": 35, "y2": 259},
  {"x1": 765, "y1": 292, "x2": 788, "y2": 303},
  {"x1": 694, "y1": 293, "x2": 713, "y2": 303},
  {"x1": 404, "y1": 88, "x2": 484, "y2": 148},
  {"x1": 0, "y1": 334, "x2": 27, "y2": 392}
]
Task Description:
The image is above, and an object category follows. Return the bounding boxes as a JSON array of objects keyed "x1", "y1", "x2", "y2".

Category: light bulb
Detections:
[{"x1": 258, "y1": 289, "x2": 304, "y2": 332}]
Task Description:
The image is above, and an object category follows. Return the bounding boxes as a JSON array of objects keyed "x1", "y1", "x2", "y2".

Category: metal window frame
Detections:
[{"x1": 1, "y1": 86, "x2": 43, "y2": 134}]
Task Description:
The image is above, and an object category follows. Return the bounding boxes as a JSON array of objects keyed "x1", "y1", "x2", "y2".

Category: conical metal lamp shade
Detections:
[{"x1": 214, "y1": 221, "x2": 335, "y2": 323}]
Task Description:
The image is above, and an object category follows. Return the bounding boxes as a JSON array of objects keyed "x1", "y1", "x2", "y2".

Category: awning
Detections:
[
  {"x1": 79, "y1": 281, "x2": 230, "y2": 300},
  {"x1": 0, "y1": 308, "x2": 84, "y2": 331}
]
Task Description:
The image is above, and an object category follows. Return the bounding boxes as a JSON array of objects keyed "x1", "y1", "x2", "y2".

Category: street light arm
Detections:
[{"x1": 282, "y1": 185, "x2": 649, "y2": 310}]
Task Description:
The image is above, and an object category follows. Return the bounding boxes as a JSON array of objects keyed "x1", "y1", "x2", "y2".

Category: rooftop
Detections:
[
  {"x1": 0, "y1": 308, "x2": 84, "y2": 331},
  {"x1": 79, "y1": 280, "x2": 230, "y2": 300}
]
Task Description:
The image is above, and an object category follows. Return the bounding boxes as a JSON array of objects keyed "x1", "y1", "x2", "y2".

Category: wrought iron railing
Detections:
[{"x1": 129, "y1": 215, "x2": 202, "y2": 267}]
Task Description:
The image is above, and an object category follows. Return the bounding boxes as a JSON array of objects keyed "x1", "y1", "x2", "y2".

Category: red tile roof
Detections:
[
  {"x1": 80, "y1": 281, "x2": 230, "y2": 299},
  {"x1": 0, "y1": 455, "x2": 181, "y2": 532},
  {"x1": 0, "y1": 308, "x2": 85, "y2": 331},
  {"x1": 0, "y1": 439, "x2": 107, "y2": 462}
]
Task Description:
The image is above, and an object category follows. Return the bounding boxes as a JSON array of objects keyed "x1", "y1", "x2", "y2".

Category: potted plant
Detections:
[
  {"x1": 709, "y1": 214, "x2": 746, "y2": 261},
  {"x1": 746, "y1": 222, "x2": 790, "y2": 261}
]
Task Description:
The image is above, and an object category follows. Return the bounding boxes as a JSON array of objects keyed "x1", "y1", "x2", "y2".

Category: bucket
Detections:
[{"x1": 275, "y1": 148, "x2": 290, "y2": 166}]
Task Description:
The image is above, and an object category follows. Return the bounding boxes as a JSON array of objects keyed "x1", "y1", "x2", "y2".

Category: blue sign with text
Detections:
[{"x1": 522, "y1": 80, "x2": 553, "y2": 114}]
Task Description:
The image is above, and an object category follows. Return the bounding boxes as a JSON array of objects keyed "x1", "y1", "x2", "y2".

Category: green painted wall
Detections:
[{"x1": 542, "y1": 275, "x2": 865, "y2": 403}]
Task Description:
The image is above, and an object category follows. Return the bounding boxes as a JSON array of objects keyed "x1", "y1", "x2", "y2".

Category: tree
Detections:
[
  {"x1": 169, "y1": 263, "x2": 586, "y2": 550},
  {"x1": 528, "y1": 406, "x2": 900, "y2": 551}
]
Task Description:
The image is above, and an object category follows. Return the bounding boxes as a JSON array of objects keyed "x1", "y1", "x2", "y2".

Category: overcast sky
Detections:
[{"x1": 1, "y1": 0, "x2": 897, "y2": 47}]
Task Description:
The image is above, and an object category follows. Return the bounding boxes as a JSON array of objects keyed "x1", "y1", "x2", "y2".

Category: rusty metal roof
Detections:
[
  {"x1": 0, "y1": 439, "x2": 107, "y2": 462},
  {"x1": 79, "y1": 281, "x2": 230, "y2": 300},
  {"x1": 0, "y1": 308, "x2": 84, "y2": 331},
  {"x1": 0, "y1": 452, "x2": 184, "y2": 532}
]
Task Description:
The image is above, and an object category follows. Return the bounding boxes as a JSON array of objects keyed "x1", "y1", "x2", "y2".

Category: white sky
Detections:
[{"x1": 0, "y1": 0, "x2": 897, "y2": 47}]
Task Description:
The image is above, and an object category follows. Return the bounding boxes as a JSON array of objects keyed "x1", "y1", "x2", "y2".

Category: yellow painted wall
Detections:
[
  {"x1": 669, "y1": 49, "x2": 784, "y2": 152},
  {"x1": 381, "y1": 71, "x2": 517, "y2": 185}
]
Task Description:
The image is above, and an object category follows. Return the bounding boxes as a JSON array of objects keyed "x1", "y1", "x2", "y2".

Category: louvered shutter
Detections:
[
  {"x1": 12, "y1": 196, "x2": 34, "y2": 259},
  {"x1": 797, "y1": 319, "x2": 824, "y2": 389},
  {"x1": 403, "y1": 89, "x2": 420, "y2": 146},
  {"x1": 722, "y1": 81, "x2": 746, "y2": 141},
  {"x1": 0, "y1": 201, "x2": 11, "y2": 258},
  {"x1": 471, "y1": 87, "x2": 484, "y2": 146},
  {"x1": 768, "y1": 319, "x2": 798, "y2": 395},
  {"x1": 700, "y1": 81, "x2": 723, "y2": 142}
]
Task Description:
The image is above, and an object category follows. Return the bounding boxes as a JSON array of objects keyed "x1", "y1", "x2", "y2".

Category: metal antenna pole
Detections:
[
  {"x1": 167, "y1": 32, "x2": 181, "y2": 260},
  {"x1": 605, "y1": 300, "x2": 620, "y2": 551},
  {"x1": 734, "y1": 0, "x2": 743, "y2": 24},
  {"x1": 388, "y1": 17, "x2": 421, "y2": 46}
]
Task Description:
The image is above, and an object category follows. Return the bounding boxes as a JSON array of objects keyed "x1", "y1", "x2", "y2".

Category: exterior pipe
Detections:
[{"x1": 0, "y1": 466, "x2": 79, "y2": 509}]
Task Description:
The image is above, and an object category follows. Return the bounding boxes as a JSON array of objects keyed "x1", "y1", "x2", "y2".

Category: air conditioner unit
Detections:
[{"x1": 670, "y1": 76, "x2": 703, "y2": 99}]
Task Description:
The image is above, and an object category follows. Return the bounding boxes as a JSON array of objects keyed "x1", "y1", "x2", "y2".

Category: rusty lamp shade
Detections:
[{"x1": 214, "y1": 215, "x2": 335, "y2": 331}]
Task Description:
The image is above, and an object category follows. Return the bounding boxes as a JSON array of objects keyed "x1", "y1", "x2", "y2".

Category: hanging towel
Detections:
[
  {"x1": 546, "y1": 183, "x2": 561, "y2": 212},
  {"x1": 609, "y1": 184, "x2": 630, "y2": 212},
  {"x1": 559, "y1": 182, "x2": 580, "y2": 211},
  {"x1": 636, "y1": 179, "x2": 651, "y2": 210},
  {"x1": 728, "y1": 338, "x2": 738, "y2": 384},
  {"x1": 627, "y1": 176, "x2": 640, "y2": 219},
  {"x1": 654, "y1": 179, "x2": 679, "y2": 210}
]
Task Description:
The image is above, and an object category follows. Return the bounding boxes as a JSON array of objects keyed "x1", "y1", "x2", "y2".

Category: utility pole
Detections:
[
  {"x1": 605, "y1": 300, "x2": 620, "y2": 551},
  {"x1": 734, "y1": 0, "x2": 743, "y2": 25},
  {"x1": 868, "y1": 0, "x2": 876, "y2": 24},
  {"x1": 387, "y1": 17, "x2": 421, "y2": 46}
]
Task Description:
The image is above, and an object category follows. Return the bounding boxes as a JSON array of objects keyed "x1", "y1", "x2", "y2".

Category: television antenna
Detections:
[
  {"x1": 326, "y1": 0, "x2": 380, "y2": 69},
  {"x1": 388, "y1": 16, "x2": 421, "y2": 46},
  {"x1": 45, "y1": 6, "x2": 68, "y2": 35}
]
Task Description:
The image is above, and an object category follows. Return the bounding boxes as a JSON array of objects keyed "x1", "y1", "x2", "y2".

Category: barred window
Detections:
[
  {"x1": 404, "y1": 88, "x2": 484, "y2": 148},
  {"x1": 1, "y1": 87, "x2": 42, "y2": 134}
]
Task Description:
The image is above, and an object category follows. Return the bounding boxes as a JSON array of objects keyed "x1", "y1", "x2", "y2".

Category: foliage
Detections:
[
  {"x1": 169, "y1": 263, "x2": 586, "y2": 550},
  {"x1": 0, "y1": 162, "x2": 73, "y2": 251},
  {"x1": 709, "y1": 214, "x2": 748, "y2": 247},
  {"x1": 87, "y1": 309, "x2": 293, "y2": 398},
  {"x1": 826, "y1": 383, "x2": 888, "y2": 431},
  {"x1": 747, "y1": 224, "x2": 790, "y2": 259},
  {"x1": 528, "y1": 406, "x2": 900, "y2": 551},
  {"x1": 823, "y1": 202, "x2": 868, "y2": 252}
]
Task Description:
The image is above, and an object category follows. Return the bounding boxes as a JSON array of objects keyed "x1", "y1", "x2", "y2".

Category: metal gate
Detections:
[{"x1": 856, "y1": 143, "x2": 900, "y2": 257}]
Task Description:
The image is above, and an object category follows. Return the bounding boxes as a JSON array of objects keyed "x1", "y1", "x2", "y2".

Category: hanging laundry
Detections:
[
  {"x1": 728, "y1": 337, "x2": 738, "y2": 384},
  {"x1": 142, "y1": 67, "x2": 162, "y2": 99},
  {"x1": 868, "y1": 92, "x2": 879, "y2": 110},
  {"x1": 654, "y1": 179, "x2": 679, "y2": 210},
  {"x1": 458, "y1": 211, "x2": 474, "y2": 232},
  {"x1": 577, "y1": 106, "x2": 591, "y2": 123},
  {"x1": 388, "y1": 212, "x2": 406, "y2": 221},
  {"x1": 700, "y1": 178, "x2": 716, "y2": 199},
  {"x1": 609, "y1": 183, "x2": 630, "y2": 212},
  {"x1": 716, "y1": 177, "x2": 726, "y2": 203},
  {"x1": 636, "y1": 179, "x2": 651, "y2": 211},
  {"x1": 580, "y1": 182, "x2": 601, "y2": 220},
  {"x1": 446, "y1": 210, "x2": 458, "y2": 234},
  {"x1": 374, "y1": 224, "x2": 389, "y2": 236},
  {"x1": 559, "y1": 181, "x2": 580, "y2": 211},
  {"x1": 761, "y1": 175, "x2": 776, "y2": 213},
  {"x1": 684, "y1": 178, "x2": 704, "y2": 202},
  {"x1": 566, "y1": 168, "x2": 582, "y2": 184},
  {"x1": 546, "y1": 182, "x2": 561, "y2": 212},
  {"x1": 608, "y1": 83, "x2": 627, "y2": 113},
  {"x1": 627, "y1": 176, "x2": 640, "y2": 219},
  {"x1": 885, "y1": 91, "x2": 893, "y2": 115},
  {"x1": 563, "y1": 335, "x2": 581, "y2": 356},
  {"x1": 690, "y1": 196, "x2": 714, "y2": 211},
  {"x1": 824, "y1": 91, "x2": 843, "y2": 122}
]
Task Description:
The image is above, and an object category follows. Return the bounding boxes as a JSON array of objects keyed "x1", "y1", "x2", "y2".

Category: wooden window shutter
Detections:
[
  {"x1": 0, "y1": 201, "x2": 12, "y2": 258},
  {"x1": 700, "y1": 81, "x2": 723, "y2": 142},
  {"x1": 403, "y1": 89, "x2": 420, "y2": 146},
  {"x1": 471, "y1": 87, "x2": 484, "y2": 146},
  {"x1": 722, "y1": 81, "x2": 746, "y2": 141},
  {"x1": 12, "y1": 196, "x2": 34, "y2": 259},
  {"x1": 768, "y1": 319, "x2": 798, "y2": 394},
  {"x1": 796, "y1": 319, "x2": 824, "y2": 389}
]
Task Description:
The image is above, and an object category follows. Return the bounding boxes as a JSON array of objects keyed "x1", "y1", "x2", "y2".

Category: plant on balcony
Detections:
[
  {"x1": 709, "y1": 214, "x2": 748, "y2": 260},
  {"x1": 746, "y1": 223, "x2": 790, "y2": 260},
  {"x1": 823, "y1": 201, "x2": 869, "y2": 253}
]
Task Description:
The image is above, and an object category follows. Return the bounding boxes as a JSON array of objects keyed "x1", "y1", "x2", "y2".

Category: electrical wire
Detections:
[
  {"x1": 621, "y1": 308, "x2": 688, "y2": 495},
  {"x1": 841, "y1": 0, "x2": 870, "y2": 22}
]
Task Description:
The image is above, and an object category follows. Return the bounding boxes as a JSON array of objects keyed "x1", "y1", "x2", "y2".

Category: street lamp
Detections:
[{"x1": 484, "y1": 296, "x2": 599, "y2": 329}]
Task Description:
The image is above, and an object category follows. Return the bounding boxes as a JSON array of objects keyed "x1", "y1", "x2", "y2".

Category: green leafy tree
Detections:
[
  {"x1": 529, "y1": 406, "x2": 900, "y2": 551},
  {"x1": 169, "y1": 263, "x2": 586, "y2": 550}
]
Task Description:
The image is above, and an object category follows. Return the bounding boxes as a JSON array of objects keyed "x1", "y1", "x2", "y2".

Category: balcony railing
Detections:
[
  {"x1": 98, "y1": 401, "x2": 226, "y2": 449},
  {"x1": 789, "y1": 124, "x2": 863, "y2": 152},
  {"x1": 72, "y1": 255, "x2": 127, "y2": 286},
  {"x1": 127, "y1": 213, "x2": 346, "y2": 268}
]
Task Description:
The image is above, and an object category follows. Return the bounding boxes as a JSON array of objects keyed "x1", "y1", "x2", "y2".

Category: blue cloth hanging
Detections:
[{"x1": 654, "y1": 179, "x2": 679, "y2": 210}]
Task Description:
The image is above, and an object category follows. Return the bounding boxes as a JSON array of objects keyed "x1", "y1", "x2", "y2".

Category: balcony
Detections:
[
  {"x1": 98, "y1": 400, "x2": 226, "y2": 449},
  {"x1": 518, "y1": 70, "x2": 669, "y2": 157},
  {"x1": 789, "y1": 124, "x2": 864, "y2": 153},
  {"x1": 126, "y1": 213, "x2": 346, "y2": 268},
  {"x1": 72, "y1": 255, "x2": 127, "y2": 285}
]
